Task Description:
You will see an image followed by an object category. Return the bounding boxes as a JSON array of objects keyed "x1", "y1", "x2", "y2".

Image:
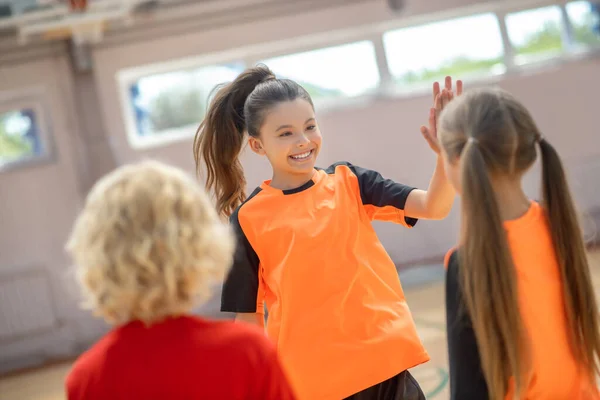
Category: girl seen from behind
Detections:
[
  {"x1": 439, "y1": 87, "x2": 600, "y2": 400},
  {"x1": 64, "y1": 160, "x2": 296, "y2": 400}
]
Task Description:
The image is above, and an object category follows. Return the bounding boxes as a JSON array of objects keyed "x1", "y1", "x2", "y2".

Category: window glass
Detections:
[
  {"x1": 259, "y1": 41, "x2": 381, "y2": 101},
  {"x1": 383, "y1": 13, "x2": 506, "y2": 86},
  {"x1": 0, "y1": 108, "x2": 44, "y2": 168},
  {"x1": 506, "y1": 6, "x2": 565, "y2": 64},
  {"x1": 566, "y1": 1, "x2": 600, "y2": 48},
  {"x1": 128, "y1": 62, "x2": 245, "y2": 138}
]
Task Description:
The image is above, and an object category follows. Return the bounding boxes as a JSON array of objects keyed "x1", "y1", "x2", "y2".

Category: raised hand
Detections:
[
  {"x1": 420, "y1": 76, "x2": 463, "y2": 154},
  {"x1": 433, "y1": 76, "x2": 463, "y2": 105}
]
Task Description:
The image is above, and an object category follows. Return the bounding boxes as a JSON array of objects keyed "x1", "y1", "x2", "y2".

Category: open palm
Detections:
[{"x1": 420, "y1": 76, "x2": 463, "y2": 154}]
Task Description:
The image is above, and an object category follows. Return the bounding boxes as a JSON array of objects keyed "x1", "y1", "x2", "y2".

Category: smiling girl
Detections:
[{"x1": 194, "y1": 64, "x2": 461, "y2": 400}]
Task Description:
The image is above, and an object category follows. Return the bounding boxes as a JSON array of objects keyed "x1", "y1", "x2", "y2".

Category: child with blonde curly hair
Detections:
[{"x1": 65, "y1": 160, "x2": 296, "y2": 400}]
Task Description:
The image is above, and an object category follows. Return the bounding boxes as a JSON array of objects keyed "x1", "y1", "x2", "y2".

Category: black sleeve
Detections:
[
  {"x1": 445, "y1": 250, "x2": 489, "y2": 400},
  {"x1": 340, "y1": 162, "x2": 417, "y2": 226},
  {"x1": 220, "y1": 207, "x2": 262, "y2": 313}
]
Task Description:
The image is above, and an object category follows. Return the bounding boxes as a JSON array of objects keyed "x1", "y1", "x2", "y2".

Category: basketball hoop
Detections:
[{"x1": 16, "y1": 0, "x2": 125, "y2": 45}]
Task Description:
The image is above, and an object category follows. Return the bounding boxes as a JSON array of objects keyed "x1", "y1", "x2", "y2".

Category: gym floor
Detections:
[{"x1": 1, "y1": 250, "x2": 599, "y2": 400}]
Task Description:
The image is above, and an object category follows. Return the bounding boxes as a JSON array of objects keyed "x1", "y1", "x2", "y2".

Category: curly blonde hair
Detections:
[{"x1": 66, "y1": 160, "x2": 234, "y2": 326}]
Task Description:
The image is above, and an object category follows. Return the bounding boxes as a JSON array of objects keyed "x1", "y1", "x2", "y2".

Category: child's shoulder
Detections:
[
  {"x1": 65, "y1": 327, "x2": 122, "y2": 392},
  {"x1": 317, "y1": 160, "x2": 358, "y2": 175},
  {"x1": 230, "y1": 186, "x2": 266, "y2": 219},
  {"x1": 318, "y1": 161, "x2": 385, "y2": 183},
  {"x1": 444, "y1": 246, "x2": 459, "y2": 271}
]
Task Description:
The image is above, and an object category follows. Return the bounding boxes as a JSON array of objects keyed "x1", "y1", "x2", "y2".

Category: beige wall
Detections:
[
  {"x1": 0, "y1": 53, "x2": 97, "y2": 372},
  {"x1": 91, "y1": 3, "x2": 600, "y2": 262},
  {"x1": 0, "y1": 0, "x2": 599, "y2": 373}
]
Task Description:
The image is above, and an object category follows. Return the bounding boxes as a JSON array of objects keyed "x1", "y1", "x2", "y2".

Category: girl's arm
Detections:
[
  {"x1": 404, "y1": 77, "x2": 463, "y2": 220},
  {"x1": 404, "y1": 156, "x2": 455, "y2": 220},
  {"x1": 338, "y1": 78, "x2": 461, "y2": 224},
  {"x1": 445, "y1": 250, "x2": 490, "y2": 399}
]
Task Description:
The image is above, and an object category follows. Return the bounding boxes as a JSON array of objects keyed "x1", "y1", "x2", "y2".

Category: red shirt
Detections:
[{"x1": 66, "y1": 315, "x2": 296, "y2": 400}]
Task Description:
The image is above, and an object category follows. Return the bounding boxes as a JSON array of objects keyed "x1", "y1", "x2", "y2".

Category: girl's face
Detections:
[{"x1": 249, "y1": 99, "x2": 322, "y2": 186}]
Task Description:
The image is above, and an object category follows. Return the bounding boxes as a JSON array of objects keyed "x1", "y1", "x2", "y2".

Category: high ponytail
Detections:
[
  {"x1": 539, "y1": 138, "x2": 600, "y2": 380},
  {"x1": 193, "y1": 66, "x2": 275, "y2": 218},
  {"x1": 193, "y1": 64, "x2": 313, "y2": 219},
  {"x1": 459, "y1": 140, "x2": 527, "y2": 400}
]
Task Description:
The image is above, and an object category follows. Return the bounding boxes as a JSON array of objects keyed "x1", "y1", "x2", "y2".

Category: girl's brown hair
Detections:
[
  {"x1": 439, "y1": 87, "x2": 600, "y2": 399},
  {"x1": 193, "y1": 64, "x2": 313, "y2": 218}
]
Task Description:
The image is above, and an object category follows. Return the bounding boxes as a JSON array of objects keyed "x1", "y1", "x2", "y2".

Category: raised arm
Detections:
[
  {"x1": 403, "y1": 156, "x2": 455, "y2": 220},
  {"x1": 337, "y1": 162, "x2": 418, "y2": 228},
  {"x1": 405, "y1": 77, "x2": 464, "y2": 220}
]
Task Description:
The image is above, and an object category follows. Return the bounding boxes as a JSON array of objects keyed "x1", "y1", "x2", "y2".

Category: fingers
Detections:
[
  {"x1": 441, "y1": 90, "x2": 447, "y2": 108},
  {"x1": 437, "y1": 89, "x2": 450, "y2": 110},
  {"x1": 433, "y1": 82, "x2": 440, "y2": 104},
  {"x1": 420, "y1": 125, "x2": 434, "y2": 144},
  {"x1": 420, "y1": 124, "x2": 441, "y2": 154},
  {"x1": 441, "y1": 76, "x2": 464, "y2": 98},
  {"x1": 422, "y1": 108, "x2": 437, "y2": 137},
  {"x1": 434, "y1": 94, "x2": 442, "y2": 118},
  {"x1": 428, "y1": 106, "x2": 437, "y2": 138},
  {"x1": 429, "y1": 107, "x2": 436, "y2": 127}
]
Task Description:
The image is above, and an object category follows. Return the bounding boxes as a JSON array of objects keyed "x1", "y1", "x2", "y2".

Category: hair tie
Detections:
[
  {"x1": 467, "y1": 137, "x2": 479, "y2": 145},
  {"x1": 537, "y1": 134, "x2": 545, "y2": 143}
]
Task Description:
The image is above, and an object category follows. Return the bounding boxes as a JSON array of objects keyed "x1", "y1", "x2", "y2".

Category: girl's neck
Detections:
[
  {"x1": 492, "y1": 177, "x2": 531, "y2": 221},
  {"x1": 270, "y1": 169, "x2": 316, "y2": 191}
]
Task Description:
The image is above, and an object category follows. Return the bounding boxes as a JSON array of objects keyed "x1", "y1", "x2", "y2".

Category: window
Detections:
[
  {"x1": 566, "y1": 1, "x2": 600, "y2": 48},
  {"x1": 258, "y1": 41, "x2": 380, "y2": 103},
  {"x1": 505, "y1": 6, "x2": 565, "y2": 64},
  {"x1": 383, "y1": 13, "x2": 505, "y2": 87},
  {"x1": 127, "y1": 62, "x2": 245, "y2": 139},
  {"x1": 0, "y1": 108, "x2": 45, "y2": 168}
]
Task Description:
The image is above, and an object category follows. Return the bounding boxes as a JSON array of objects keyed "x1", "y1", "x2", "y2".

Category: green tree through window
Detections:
[
  {"x1": 148, "y1": 88, "x2": 204, "y2": 133},
  {"x1": 506, "y1": 6, "x2": 565, "y2": 63},
  {"x1": 383, "y1": 13, "x2": 505, "y2": 87},
  {"x1": 395, "y1": 57, "x2": 504, "y2": 85},
  {"x1": 130, "y1": 63, "x2": 245, "y2": 138},
  {"x1": 513, "y1": 21, "x2": 563, "y2": 56},
  {"x1": 259, "y1": 41, "x2": 380, "y2": 101},
  {"x1": 567, "y1": 1, "x2": 600, "y2": 47}
]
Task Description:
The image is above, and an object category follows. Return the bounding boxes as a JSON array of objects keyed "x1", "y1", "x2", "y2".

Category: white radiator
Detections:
[{"x1": 0, "y1": 271, "x2": 57, "y2": 341}]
